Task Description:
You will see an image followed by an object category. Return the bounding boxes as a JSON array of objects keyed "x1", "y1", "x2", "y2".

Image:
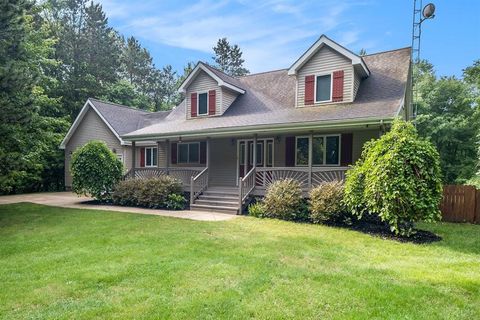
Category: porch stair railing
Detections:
[
  {"x1": 190, "y1": 167, "x2": 209, "y2": 205},
  {"x1": 255, "y1": 166, "x2": 349, "y2": 190},
  {"x1": 238, "y1": 167, "x2": 256, "y2": 213},
  {"x1": 123, "y1": 167, "x2": 204, "y2": 187}
]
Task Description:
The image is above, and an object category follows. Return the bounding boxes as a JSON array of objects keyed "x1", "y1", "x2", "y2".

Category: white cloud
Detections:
[{"x1": 99, "y1": 0, "x2": 370, "y2": 72}]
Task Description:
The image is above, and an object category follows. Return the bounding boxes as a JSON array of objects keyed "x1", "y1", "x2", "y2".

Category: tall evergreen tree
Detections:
[
  {"x1": 212, "y1": 37, "x2": 249, "y2": 77},
  {"x1": 121, "y1": 36, "x2": 153, "y2": 95}
]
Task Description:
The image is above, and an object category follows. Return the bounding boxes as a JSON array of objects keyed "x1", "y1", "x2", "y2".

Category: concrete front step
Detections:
[
  {"x1": 195, "y1": 199, "x2": 238, "y2": 207},
  {"x1": 199, "y1": 195, "x2": 238, "y2": 202},
  {"x1": 202, "y1": 191, "x2": 239, "y2": 198},
  {"x1": 190, "y1": 204, "x2": 238, "y2": 214}
]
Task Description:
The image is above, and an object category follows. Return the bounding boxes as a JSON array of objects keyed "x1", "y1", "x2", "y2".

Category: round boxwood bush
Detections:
[
  {"x1": 309, "y1": 181, "x2": 345, "y2": 224},
  {"x1": 344, "y1": 119, "x2": 443, "y2": 236},
  {"x1": 263, "y1": 178, "x2": 304, "y2": 221},
  {"x1": 71, "y1": 141, "x2": 123, "y2": 201}
]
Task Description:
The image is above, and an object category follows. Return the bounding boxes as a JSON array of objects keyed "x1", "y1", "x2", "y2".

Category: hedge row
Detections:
[{"x1": 112, "y1": 176, "x2": 186, "y2": 210}]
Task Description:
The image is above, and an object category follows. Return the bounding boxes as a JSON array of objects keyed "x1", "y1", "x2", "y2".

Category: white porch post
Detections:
[
  {"x1": 253, "y1": 134, "x2": 257, "y2": 169},
  {"x1": 308, "y1": 133, "x2": 313, "y2": 188},
  {"x1": 165, "y1": 139, "x2": 170, "y2": 174},
  {"x1": 131, "y1": 141, "x2": 136, "y2": 177},
  {"x1": 206, "y1": 137, "x2": 210, "y2": 168},
  {"x1": 156, "y1": 141, "x2": 161, "y2": 168}
]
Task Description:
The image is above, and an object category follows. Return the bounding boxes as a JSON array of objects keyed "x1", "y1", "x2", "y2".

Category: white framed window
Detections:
[
  {"x1": 314, "y1": 73, "x2": 333, "y2": 103},
  {"x1": 178, "y1": 142, "x2": 200, "y2": 164},
  {"x1": 295, "y1": 136, "x2": 309, "y2": 166},
  {"x1": 145, "y1": 147, "x2": 157, "y2": 167},
  {"x1": 295, "y1": 135, "x2": 340, "y2": 166},
  {"x1": 197, "y1": 92, "x2": 208, "y2": 115},
  {"x1": 266, "y1": 140, "x2": 273, "y2": 167},
  {"x1": 248, "y1": 142, "x2": 264, "y2": 166}
]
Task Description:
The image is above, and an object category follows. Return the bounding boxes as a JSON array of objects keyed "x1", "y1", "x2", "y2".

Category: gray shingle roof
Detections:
[
  {"x1": 89, "y1": 98, "x2": 170, "y2": 136},
  {"x1": 201, "y1": 62, "x2": 247, "y2": 91},
  {"x1": 122, "y1": 47, "x2": 411, "y2": 139}
]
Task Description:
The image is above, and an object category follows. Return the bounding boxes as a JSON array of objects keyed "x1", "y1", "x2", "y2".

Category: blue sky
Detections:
[{"x1": 99, "y1": 0, "x2": 479, "y2": 78}]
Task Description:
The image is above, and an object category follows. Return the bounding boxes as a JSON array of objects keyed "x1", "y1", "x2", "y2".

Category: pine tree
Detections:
[
  {"x1": 121, "y1": 36, "x2": 154, "y2": 95},
  {"x1": 212, "y1": 37, "x2": 249, "y2": 77}
]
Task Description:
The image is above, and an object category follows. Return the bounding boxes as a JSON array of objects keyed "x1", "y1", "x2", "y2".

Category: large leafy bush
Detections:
[
  {"x1": 112, "y1": 176, "x2": 185, "y2": 209},
  {"x1": 71, "y1": 141, "x2": 123, "y2": 201},
  {"x1": 344, "y1": 119, "x2": 443, "y2": 236},
  {"x1": 262, "y1": 179, "x2": 305, "y2": 221},
  {"x1": 309, "y1": 181, "x2": 346, "y2": 224}
]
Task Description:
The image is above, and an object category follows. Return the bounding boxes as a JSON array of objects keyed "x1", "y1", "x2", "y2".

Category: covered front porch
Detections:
[{"x1": 124, "y1": 128, "x2": 379, "y2": 213}]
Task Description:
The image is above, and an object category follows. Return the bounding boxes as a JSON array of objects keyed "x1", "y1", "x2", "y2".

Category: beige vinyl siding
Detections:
[
  {"x1": 352, "y1": 129, "x2": 380, "y2": 162},
  {"x1": 157, "y1": 142, "x2": 167, "y2": 167},
  {"x1": 221, "y1": 88, "x2": 238, "y2": 114},
  {"x1": 209, "y1": 138, "x2": 237, "y2": 186},
  {"x1": 64, "y1": 107, "x2": 123, "y2": 187},
  {"x1": 353, "y1": 71, "x2": 362, "y2": 100},
  {"x1": 296, "y1": 46, "x2": 354, "y2": 107},
  {"x1": 186, "y1": 70, "x2": 220, "y2": 119}
]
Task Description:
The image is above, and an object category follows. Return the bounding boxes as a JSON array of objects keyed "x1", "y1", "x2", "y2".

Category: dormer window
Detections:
[
  {"x1": 198, "y1": 92, "x2": 208, "y2": 116},
  {"x1": 315, "y1": 74, "x2": 332, "y2": 103}
]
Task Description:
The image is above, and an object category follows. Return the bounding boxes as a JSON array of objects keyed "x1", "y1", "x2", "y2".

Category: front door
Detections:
[{"x1": 237, "y1": 139, "x2": 274, "y2": 184}]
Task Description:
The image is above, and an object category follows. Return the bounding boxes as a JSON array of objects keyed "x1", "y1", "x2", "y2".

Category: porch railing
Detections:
[
  {"x1": 255, "y1": 166, "x2": 349, "y2": 190},
  {"x1": 190, "y1": 167, "x2": 209, "y2": 205},
  {"x1": 238, "y1": 167, "x2": 256, "y2": 213},
  {"x1": 124, "y1": 167, "x2": 205, "y2": 187}
]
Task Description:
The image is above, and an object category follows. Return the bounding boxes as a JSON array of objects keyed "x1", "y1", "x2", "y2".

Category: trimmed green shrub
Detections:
[
  {"x1": 309, "y1": 181, "x2": 345, "y2": 224},
  {"x1": 112, "y1": 176, "x2": 184, "y2": 209},
  {"x1": 263, "y1": 178, "x2": 304, "y2": 221},
  {"x1": 71, "y1": 141, "x2": 123, "y2": 201},
  {"x1": 248, "y1": 202, "x2": 266, "y2": 218},
  {"x1": 165, "y1": 194, "x2": 187, "y2": 210},
  {"x1": 344, "y1": 119, "x2": 443, "y2": 236}
]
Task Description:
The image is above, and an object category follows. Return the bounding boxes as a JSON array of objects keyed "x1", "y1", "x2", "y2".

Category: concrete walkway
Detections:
[{"x1": 0, "y1": 192, "x2": 238, "y2": 221}]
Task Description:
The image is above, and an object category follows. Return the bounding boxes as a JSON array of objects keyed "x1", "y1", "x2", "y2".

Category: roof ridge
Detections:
[
  {"x1": 201, "y1": 62, "x2": 239, "y2": 80},
  {"x1": 240, "y1": 68, "x2": 288, "y2": 78},
  {"x1": 88, "y1": 97, "x2": 151, "y2": 113},
  {"x1": 363, "y1": 46, "x2": 412, "y2": 57}
]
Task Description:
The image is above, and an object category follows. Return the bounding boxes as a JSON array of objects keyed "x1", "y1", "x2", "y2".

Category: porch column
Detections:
[
  {"x1": 165, "y1": 139, "x2": 170, "y2": 174},
  {"x1": 156, "y1": 141, "x2": 161, "y2": 168},
  {"x1": 308, "y1": 133, "x2": 313, "y2": 188},
  {"x1": 206, "y1": 138, "x2": 210, "y2": 168},
  {"x1": 131, "y1": 141, "x2": 136, "y2": 176},
  {"x1": 253, "y1": 134, "x2": 257, "y2": 169}
]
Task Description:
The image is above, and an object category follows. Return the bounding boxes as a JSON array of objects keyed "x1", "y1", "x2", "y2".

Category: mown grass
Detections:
[{"x1": 0, "y1": 203, "x2": 479, "y2": 319}]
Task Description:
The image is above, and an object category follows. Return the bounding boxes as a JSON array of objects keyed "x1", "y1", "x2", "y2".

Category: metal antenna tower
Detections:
[{"x1": 411, "y1": 1, "x2": 435, "y2": 120}]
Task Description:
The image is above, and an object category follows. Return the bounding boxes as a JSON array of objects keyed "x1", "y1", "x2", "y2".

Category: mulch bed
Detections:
[{"x1": 326, "y1": 218, "x2": 442, "y2": 244}]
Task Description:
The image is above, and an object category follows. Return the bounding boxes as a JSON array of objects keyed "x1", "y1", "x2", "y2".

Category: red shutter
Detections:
[
  {"x1": 304, "y1": 75, "x2": 315, "y2": 105},
  {"x1": 171, "y1": 142, "x2": 177, "y2": 164},
  {"x1": 190, "y1": 93, "x2": 197, "y2": 117},
  {"x1": 140, "y1": 147, "x2": 145, "y2": 167},
  {"x1": 332, "y1": 70, "x2": 344, "y2": 102},
  {"x1": 285, "y1": 136, "x2": 295, "y2": 167},
  {"x1": 340, "y1": 133, "x2": 353, "y2": 166},
  {"x1": 200, "y1": 141, "x2": 207, "y2": 164},
  {"x1": 208, "y1": 90, "x2": 216, "y2": 115}
]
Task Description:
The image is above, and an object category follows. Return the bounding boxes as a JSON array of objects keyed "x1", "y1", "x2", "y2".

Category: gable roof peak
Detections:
[
  {"x1": 288, "y1": 34, "x2": 370, "y2": 77},
  {"x1": 178, "y1": 61, "x2": 246, "y2": 94}
]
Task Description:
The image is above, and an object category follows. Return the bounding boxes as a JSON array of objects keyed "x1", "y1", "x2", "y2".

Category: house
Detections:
[{"x1": 61, "y1": 35, "x2": 412, "y2": 214}]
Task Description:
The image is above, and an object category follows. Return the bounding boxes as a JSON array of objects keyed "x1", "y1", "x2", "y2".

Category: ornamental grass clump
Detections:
[
  {"x1": 344, "y1": 119, "x2": 443, "y2": 236},
  {"x1": 71, "y1": 141, "x2": 123, "y2": 201},
  {"x1": 262, "y1": 178, "x2": 304, "y2": 221}
]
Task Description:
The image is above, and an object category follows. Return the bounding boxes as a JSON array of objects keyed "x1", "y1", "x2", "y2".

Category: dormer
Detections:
[
  {"x1": 178, "y1": 62, "x2": 246, "y2": 119},
  {"x1": 288, "y1": 35, "x2": 370, "y2": 108}
]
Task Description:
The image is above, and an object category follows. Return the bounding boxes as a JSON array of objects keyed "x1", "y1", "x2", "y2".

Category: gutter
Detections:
[{"x1": 122, "y1": 116, "x2": 396, "y2": 142}]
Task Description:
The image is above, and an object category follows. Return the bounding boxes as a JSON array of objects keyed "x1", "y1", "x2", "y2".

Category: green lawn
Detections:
[{"x1": 0, "y1": 203, "x2": 479, "y2": 319}]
